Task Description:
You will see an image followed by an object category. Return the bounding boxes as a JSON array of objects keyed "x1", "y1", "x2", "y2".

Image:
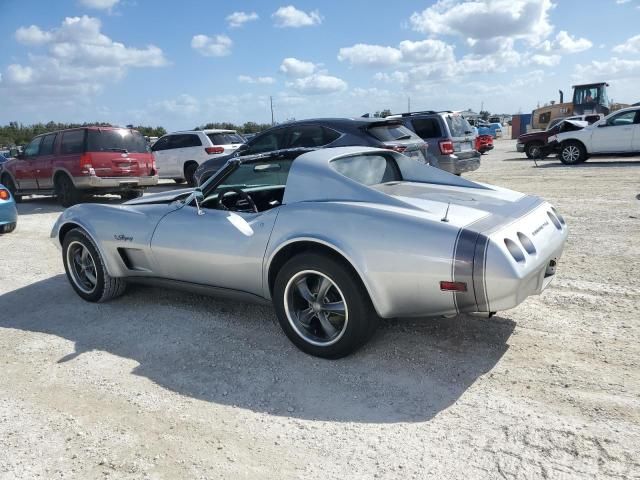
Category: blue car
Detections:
[{"x1": 0, "y1": 183, "x2": 18, "y2": 234}]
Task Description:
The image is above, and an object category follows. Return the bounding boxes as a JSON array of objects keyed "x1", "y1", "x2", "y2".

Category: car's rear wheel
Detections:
[
  {"x1": 55, "y1": 174, "x2": 82, "y2": 207},
  {"x1": 0, "y1": 222, "x2": 16, "y2": 234},
  {"x1": 273, "y1": 253, "x2": 378, "y2": 359},
  {"x1": 559, "y1": 141, "x2": 587, "y2": 165},
  {"x1": 1, "y1": 175, "x2": 22, "y2": 203},
  {"x1": 184, "y1": 162, "x2": 198, "y2": 187},
  {"x1": 120, "y1": 189, "x2": 143, "y2": 201},
  {"x1": 62, "y1": 228, "x2": 126, "y2": 302},
  {"x1": 173, "y1": 178, "x2": 186, "y2": 184}
]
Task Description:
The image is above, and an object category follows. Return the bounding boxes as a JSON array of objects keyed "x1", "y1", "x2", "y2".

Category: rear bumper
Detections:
[
  {"x1": 0, "y1": 201, "x2": 18, "y2": 224},
  {"x1": 434, "y1": 152, "x2": 481, "y2": 174},
  {"x1": 74, "y1": 175, "x2": 159, "y2": 190}
]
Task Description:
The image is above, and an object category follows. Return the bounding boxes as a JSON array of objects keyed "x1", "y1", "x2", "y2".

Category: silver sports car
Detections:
[{"x1": 51, "y1": 147, "x2": 568, "y2": 358}]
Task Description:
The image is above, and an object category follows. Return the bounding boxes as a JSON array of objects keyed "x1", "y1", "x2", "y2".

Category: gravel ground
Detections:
[{"x1": 0, "y1": 140, "x2": 639, "y2": 479}]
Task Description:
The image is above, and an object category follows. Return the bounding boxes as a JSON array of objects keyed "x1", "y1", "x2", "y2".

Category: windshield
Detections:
[
  {"x1": 207, "y1": 132, "x2": 245, "y2": 145},
  {"x1": 206, "y1": 159, "x2": 293, "y2": 196},
  {"x1": 445, "y1": 115, "x2": 473, "y2": 137},
  {"x1": 368, "y1": 124, "x2": 420, "y2": 142},
  {"x1": 87, "y1": 129, "x2": 149, "y2": 153}
]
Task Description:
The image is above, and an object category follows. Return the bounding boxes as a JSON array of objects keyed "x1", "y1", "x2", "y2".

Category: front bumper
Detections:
[
  {"x1": 74, "y1": 174, "x2": 159, "y2": 190},
  {"x1": 516, "y1": 143, "x2": 525, "y2": 152},
  {"x1": 434, "y1": 152, "x2": 481, "y2": 175},
  {"x1": 0, "y1": 201, "x2": 18, "y2": 232}
]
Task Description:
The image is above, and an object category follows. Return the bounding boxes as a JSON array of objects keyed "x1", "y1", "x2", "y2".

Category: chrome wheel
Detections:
[
  {"x1": 284, "y1": 270, "x2": 348, "y2": 347},
  {"x1": 562, "y1": 145, "x2": 580, "y2": 163},
  {"x1": 66, "y1": 240, "x2": 98, "y2": 294}
]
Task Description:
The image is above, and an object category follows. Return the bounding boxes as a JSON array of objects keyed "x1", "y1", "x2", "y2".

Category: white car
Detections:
[
  {"x1": 151, "y1": 129, "x2": 245, "y2": 185},
  {"x1": 551, "y1": 106, "x2": 640, "y2": 165}
]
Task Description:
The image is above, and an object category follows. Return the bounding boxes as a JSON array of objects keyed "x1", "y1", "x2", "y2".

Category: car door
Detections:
[
  {"x1": 591, "y1": 110, "x2": 636, "y2": 153},
  {"x1": 151, "y1": 135, "x2": 175, "y2": 178},
  {"x1": 33, "y1": 133, "x2": 57, "y2": 189},
  {"x1": 632, "y1": 111, "x2": 640, "y2": 152},
  {"x1": 14, "y1": 136, "x2": 42, "y2": 189}
]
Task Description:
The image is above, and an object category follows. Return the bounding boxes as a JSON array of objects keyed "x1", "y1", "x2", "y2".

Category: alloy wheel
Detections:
[
  {"x1": 284, "y1": 270, "x2": 348, "y2": 347},
  {"x1": 66, "y1": 241, "x2": 98, "y2": 294}
]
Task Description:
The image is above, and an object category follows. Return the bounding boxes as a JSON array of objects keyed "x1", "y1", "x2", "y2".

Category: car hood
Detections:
[
  {"x1": 518, "y1": 131, "x2": 548, "y2": 142},
  {"x1": 123, "y1": 187, "x2": 194, "y2": 205},
  {"x1": 372, "y1": 181, "x2": 541, "y2": 231}
]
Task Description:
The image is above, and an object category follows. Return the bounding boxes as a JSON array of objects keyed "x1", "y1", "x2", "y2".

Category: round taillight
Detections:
[
  {"x1": 517, "y1": 232, "x2": 537, "y2": 255},
  {"x1": 547, "y1": 211, "x2": 562, "y2": 230},
  {"x1": 551, "y1": 207, "x2": 566, "y2": 225},
  {"x1": 0, "y1": 189, "x2": 10, "y2": 201},
  {"x1": 504, "y1": 238, "x2": 526, "y2": 263}
]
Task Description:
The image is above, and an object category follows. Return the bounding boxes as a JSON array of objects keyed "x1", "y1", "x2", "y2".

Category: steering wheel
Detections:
[{"x1": 216, "y1": 187, "x2": 258, "y2": 213}]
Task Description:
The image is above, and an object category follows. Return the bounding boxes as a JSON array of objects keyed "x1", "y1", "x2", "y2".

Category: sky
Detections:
[{"x1": 0, "y1": 0, "x2": 639, "y2": 131}]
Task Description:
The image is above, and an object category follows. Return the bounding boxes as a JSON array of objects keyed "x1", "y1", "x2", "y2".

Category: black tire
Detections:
[
  {"x1": 2, "y1": 175, "x2": 22, "y2": 203},
  {"x1": 120, "y1": 189, "x2": 143, "y2": 201},
  {"x1": 184, "y1": 162, "x2": 198, "y2": 187},
  {"x1": 559, "y1": 141, "x2": 587, "y2": 165},
  {"x1": 0, "y1": 222, "x2": 17, "y2": 234},
  {"x1": 525, "y1": 142, "x2": 545, "y2": 159},
  {"x1": 55, "y1": 174, "x2": 82, "y2": 207},
  {"x1": 62, "y1": 228, "x2": 127, "y2": 302},
  {"x1": 273, "y1": 253, "x2": 378, "y2": 359},
  {"x1": 173, "y1": 178, "x2": 186, "y2": 184}
]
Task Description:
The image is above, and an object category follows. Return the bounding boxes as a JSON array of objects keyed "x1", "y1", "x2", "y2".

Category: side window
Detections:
[
  {"x1": 61, "y1": 130, "x2": 86, "y2": 155},
  {"x1": 331, "y1": 154, "x2": 401, "y2": 186},
  {"x1": 151, "y1": 136, "x2": 170, "y2": 151},
  {"x1": 607, "y1": 111, "x2": 636, "y2": 127},
  {"x1": 184, "y1": 134, "x2": 202, "y2": 148},
  {"x1": 39, "y1": 134, "x2": 57, "y2": 156},
  {"x1": 245, "y1": 129, "x2": 287, "y2": 155},
  {"x1": 23, "y1": 137, "x2": 43, "y2": 157},
  {"x1": 411, "y1": 118, "x2": 442, "y2": 138},
  {"x1": 287, "y1": 125, "x2": 339, "y2": 148}
]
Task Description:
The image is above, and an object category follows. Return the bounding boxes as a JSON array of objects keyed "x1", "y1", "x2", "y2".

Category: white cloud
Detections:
[
  {"x1": 238, "y1": 75, "x2": 276, "y2": 84},
  {"x1": 279, "y1": 57, "x2": 317, "y2": 77},
  {"x1": 153, "y1": 94, "x2": 200, "y2": 117},
  {"x1": 287, "y1": 74, "x2": 347, "y2": 94},
  {"x1": 575, "y1": 57, "x2": 640, "y2": 79},
  {"x1": 337, "y1": 44, "x2": 402, "y2": 67},
  {"x1": 272, "y1": 5, "x2": 322, "y2": 28},
  {"x1": 410, "y1": 0, "x2": 553, "y2": 45},
  {"x1": 226, "y1": 11, "x2": 259, "y2": 28},
  {"x1": 613, "y1": 34, "x2": 640, "y2": 54},
  {"x1": 5, "y1": 64, "x2": 35, "y2": 84},
  {"x1": 191, "y1": 34, "x2": 232, "y2": 57},
  {"x1": 531, "y1": 54, "x2": 561, "y2": 66},
  {"x1": 398, "y1": 39, "x2": 455, "y2": 63},
  {"x1": 15, "y1": 25, "x2": 52, "y2": 45},
  {"x1": 616, "y1": 0, "x2": 631, "y2": 4},
  {"x1": 78, "y1": 0, "x2": 119, "y2": 9},
  {"x1": 554, "y1": 30, "x2": 592, "y2": 54}
]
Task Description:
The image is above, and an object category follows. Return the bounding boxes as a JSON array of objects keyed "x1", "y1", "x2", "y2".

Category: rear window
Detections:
[
  {"x1": 61, "y1": 130, "x2": 85, "y2": 155},
  {"x1": 331, "y1": 154, "x2": 401, "y2": 185},
  {"x1": 207, "y1": 133, "x2": 245, "y2": 145},
  {"x1": 368, "y1": 124, "x2": 419, "y2": 142},
  {"x1": 87, "y1": 129, "x2": 148, "y2": 153},
  {"x1": 445, "y1": 115, "x2": 472, "y2": 138}
]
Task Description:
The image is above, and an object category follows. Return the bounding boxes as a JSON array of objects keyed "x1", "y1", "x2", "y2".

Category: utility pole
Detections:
[
  {"x1": 270, "y1": 96, "x2": 275, "y2": 126},
  {"x1": 480, "y1": 101, "x2": 484, "y2": 113}
]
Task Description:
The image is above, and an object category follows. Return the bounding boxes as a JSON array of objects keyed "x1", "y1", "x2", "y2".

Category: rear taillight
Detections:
[
  {"x1": 79, "y1": 153, "x2": 95, "y2": 175},
  {"x1": 439, "y1": 140, "x2": 454, "y2": 155},
  {"x1": 382, "y1": 144, "x2": 407, "y2": 153},
  {"x1": 205, "y1": 147, "x2": 225, "y2": 155},
  {"x1": 0, "y1": 189, "x2": 10, "y2": 201},
  {"x1": 440, "y1": 281, "x2": 467, "y2": 292}
]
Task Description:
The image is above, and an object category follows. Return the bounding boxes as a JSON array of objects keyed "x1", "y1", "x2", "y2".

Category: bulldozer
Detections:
[{"x1": 530, "y1": 82, "x2": 627, "y2": 130}]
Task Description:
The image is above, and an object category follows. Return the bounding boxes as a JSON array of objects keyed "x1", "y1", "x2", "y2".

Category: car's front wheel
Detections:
[
  {"x1": 525, "y1": 142, "x2": 546, "y2": 159},
  {"x1": 62, "y1": 228, "x2": 127, "y2": 302},
  {"x1": 273, "y1": 253, "x2": 378, "y2": 359},
  {"x1": 559, "y1": 141, "x2": 587, "y2": 165}
]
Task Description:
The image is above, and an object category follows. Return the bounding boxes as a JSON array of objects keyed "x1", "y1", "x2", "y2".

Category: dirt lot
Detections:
[{"x1": 1, "y1": 140, "x2": 639, "y2": 479}]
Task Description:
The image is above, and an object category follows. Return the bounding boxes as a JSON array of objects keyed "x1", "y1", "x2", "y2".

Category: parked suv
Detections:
[
  {"x1": 194, "y1": 118, "x2": 429, "y2": 185},
  {"x1": 151, "y1": 129, "x2": 245, "y2": 186},
  {"x1": 1, "y1": 127, "x2": 158, "y2": 206},
  {"x1": 389, "y1": 111, "x2": 481, "y2": 175},
  {"x1": 550, "y1": 106, "x2": 640, "y2": 165}
]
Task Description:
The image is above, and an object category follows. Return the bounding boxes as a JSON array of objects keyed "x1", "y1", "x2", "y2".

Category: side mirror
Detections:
[{"x1": 185, "y1": 188, "x2": 205, "y2": 215}]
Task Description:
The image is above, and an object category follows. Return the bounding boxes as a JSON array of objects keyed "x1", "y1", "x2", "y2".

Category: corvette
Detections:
[{"x1": 51, "y1": 147, "x2": 568, "y2": 358}]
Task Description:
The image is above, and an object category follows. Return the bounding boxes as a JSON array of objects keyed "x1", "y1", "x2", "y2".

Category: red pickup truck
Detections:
[{"x1": 1, "y1": 127, "x2": 158, "y2": 206}]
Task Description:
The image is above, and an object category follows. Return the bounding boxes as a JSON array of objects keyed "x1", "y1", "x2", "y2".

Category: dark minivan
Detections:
[{"x1": 1, "y1": 127, "x2": 158, "y2": 206}]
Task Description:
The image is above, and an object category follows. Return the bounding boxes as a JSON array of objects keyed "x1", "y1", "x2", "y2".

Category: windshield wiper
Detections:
[
  {"x1": 394, "y1": 135, "x2": 412, "y2": 140},
  {"x1": 105, "y1": 148, "x2": 128, "y2": 153}
]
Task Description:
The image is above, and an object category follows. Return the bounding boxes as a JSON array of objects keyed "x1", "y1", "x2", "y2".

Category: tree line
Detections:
[{"x1": 0, "y1": 121, "x2": 168, "y2": 147}]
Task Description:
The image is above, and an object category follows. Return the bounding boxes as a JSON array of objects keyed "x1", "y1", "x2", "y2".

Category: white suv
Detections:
[
  {"x1": 151, "y1": 129, "x2": 244, "y2": 185},
  {"x1": 552, "y1": 107, "x2": 640, "y2": 165}
]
